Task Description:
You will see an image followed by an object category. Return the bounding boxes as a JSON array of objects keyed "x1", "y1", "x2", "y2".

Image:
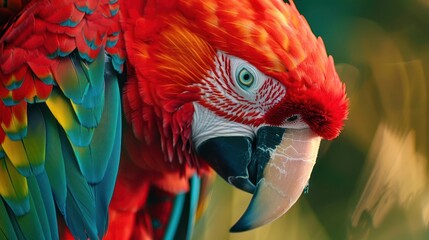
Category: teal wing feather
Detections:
[
  {"x1": 164, "y1": 193, "x2": 186, "y2": 240},
  {"x1": 61, "y1": 126, "x2": 98, "y2": 239},
  {"x1": 43, "y1": 105, "x2": 67, "y2": 215},
  {"x1": 186, "y1": 175, "x2": 201, "y2": 239},
  {"x1": 164, "y1": 174, "x2": 201, "y2": 240},
  {"x1": 93, "y1": 62, "x2": 122, "y2": 235},
  {"x1": 35, "y1": 172, "x2": 59, "y2": 239},
  {"x1": 0, "y1": 199, "x2": 17, "y2": 240},
  {"x1": 70, "y1": 54, "x2": 119, "y2": 184},
  {"x1": 6, "y1": 179, "x2": 46, "y2": 239},
  {"x1": 0, "y1": 0, "x2": 125, "y2": 239},
  {"x1": 27, "y1": 175, "x2": 55, "y2": 240}
]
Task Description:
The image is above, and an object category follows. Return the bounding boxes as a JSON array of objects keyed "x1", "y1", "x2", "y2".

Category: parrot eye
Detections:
[
  {"x1": 227, "y1": 52, "x2": 265, "y2": 96},
  {"x1": 237, "y1": 68, "x2": 255, "y2": 89}
]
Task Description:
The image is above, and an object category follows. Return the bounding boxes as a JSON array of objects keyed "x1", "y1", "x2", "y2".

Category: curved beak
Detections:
[{"x1": 197, "y1": 126, "x2": 321, "y2": 232}]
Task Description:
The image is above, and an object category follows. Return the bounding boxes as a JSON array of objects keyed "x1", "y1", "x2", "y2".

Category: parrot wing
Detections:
[{"x1": 0, "y1": 0, "x2": 125, "y2": 239}]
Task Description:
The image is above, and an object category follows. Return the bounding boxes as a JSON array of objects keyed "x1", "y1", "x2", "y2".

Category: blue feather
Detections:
[
  {"x1": 165, "y1": 175, "x2": 201, "y2": 240},
  {"x1": 107, "y1": 38, "x2": 118, "y2": 48},
  {"x1": 186, "y1": 174, "x2": 201, "y2": 240},
  {"x1": 5, "y1": 80, "x2": 23, "y2": 91},
  {"x1": 3, "y1": 125, "x2": 27, "y2": 141},
  {"x1": 110, "y1": 8, "x2": 119, "y2": 16},
  {"x1": 177, "y1": 175, "x2": 201, "y2": 240},
  {"x1": 84, "y1": 37, "x2": 99, "y2": 51},
  {"x1": 2, "y1": 97, "x2": 20, "y2": 106},
  {"x1": 71, "y1": 84, "x2": 105, "y2": 127},
  {"x1": 47, "y1": 48, "x2": 72, "y2": 59},
  {"x1": 164, "y1": 193, "x2": 186, "y2": 240},
  {"x1": 60, "y1": 19, "x2": 80, "y2": 27},
  {"x1": 75, "y1": 5, "x2": 94, "y2": 14},
  {"x1": 109, "y1": 54, "x2": 125, "y2": 73}
]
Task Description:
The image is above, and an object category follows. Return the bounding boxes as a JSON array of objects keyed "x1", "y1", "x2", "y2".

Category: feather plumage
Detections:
[
  {"x1": 0, "y1": 155, "x2": 29, "y2": 216},
  {"x1": 0, "y1": 0, "x2": 123, "y2": 238},
  {"x1": 2, "y1": 106, "x2": 45, "y2": 177},
  {"x1": 0, "y1": 197, "x2": 17, "y2": 239}
]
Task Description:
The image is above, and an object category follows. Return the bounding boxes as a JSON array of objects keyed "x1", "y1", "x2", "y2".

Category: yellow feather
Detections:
[
  {"x1": 0, "y1": 156, "x2": 28, "y2": 200},
  {"x1": 45, "y1": 89, "x2": 74, "y2": 131},
  {"x1": 1, "y1": 136, "x2": 29, "y2": 171}
]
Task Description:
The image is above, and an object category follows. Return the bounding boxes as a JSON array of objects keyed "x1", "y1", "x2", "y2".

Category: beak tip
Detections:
[
  {"x1": 228, "y1": 179, "x2": 270, "y2": 233},
  {"x1": 229, "y1": 217, "x2": 254, "y2": 233},
  {"x1": 229, "y1": 224, "x2": 247, "y2": 233}
]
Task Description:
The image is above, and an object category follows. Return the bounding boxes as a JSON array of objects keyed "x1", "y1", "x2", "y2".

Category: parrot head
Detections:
[{"x1": 122, "y1": 0, "x2": 348, "y2": 232}]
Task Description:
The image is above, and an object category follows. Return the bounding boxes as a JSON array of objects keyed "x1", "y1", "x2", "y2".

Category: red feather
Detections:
[{"x1": 0, "y1": 0, "x2": 121, "y2": 145}]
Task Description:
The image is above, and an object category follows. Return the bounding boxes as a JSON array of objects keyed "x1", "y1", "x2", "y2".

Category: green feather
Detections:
[
  {"x1": 71, "y1": 50, "x2": 106, "y2": 128},
  {"x1": 27, "y1": 176, "x2": 53, "y2": 239},
  {"x1": 72, "y1": 73, "x2": 120, "y2": 184},
  {"x1": 35, "y1": 172, "x2": 59, "y2": 239},
  {"x1": 0, "y1": 156, "x2": 29, "y2": 216},
  {"x1": 45, "y1": 87, "x2": 94, "y2": 147},
  {"x1": 0, "y1": 146, "x2": 4, "y2": 159},
  {"x1": 0, "y1": 199, "x2": 18, "y2": 240},
  {"x1": 20, "y1": 107, "x2": 46, "y2": 175},
  {"x1": 84, "y1": 47, "x2": 105, "y2": 92},
  {"x1": 2, "y1": 107, "x2": 46, "y2": 177},
  {"x1": 6, "y1": 186, "x2": 46, "y2": 240},
  {"x1": 60, "y1": 129, "x2": 97, "y2": 239},
  {"x1": 42, "y1": 105, "x2": 67, "y2": 215},
  {"x1": 53, "y1": 53, "x2": 90, "y2": 104},
  {"x1": 71, "y1": 87, "x2": 105, "y2": 128}
]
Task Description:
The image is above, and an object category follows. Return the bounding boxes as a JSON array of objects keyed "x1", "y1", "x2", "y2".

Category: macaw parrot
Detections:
[{"x1": 0, "y1": 0, "x2": 348, "y2": 239}]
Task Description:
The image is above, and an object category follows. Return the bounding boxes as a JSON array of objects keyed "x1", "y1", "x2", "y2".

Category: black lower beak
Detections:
[{"x1": 197, "y1": 136, "x2": 256, "y2": 193}]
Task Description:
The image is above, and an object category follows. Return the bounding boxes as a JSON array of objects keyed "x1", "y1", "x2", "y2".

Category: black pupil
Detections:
[
  {"x1": 287, "y1": 115, "x2": 298, "y2": 122},
  {"x1": 243, "y1": 73, "x2": 250, "y2": 81}
]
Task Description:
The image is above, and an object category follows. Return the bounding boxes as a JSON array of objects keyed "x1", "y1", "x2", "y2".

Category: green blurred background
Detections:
[{"x1": 194, "y1": 1, "x2": 429, "y2": 239}]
